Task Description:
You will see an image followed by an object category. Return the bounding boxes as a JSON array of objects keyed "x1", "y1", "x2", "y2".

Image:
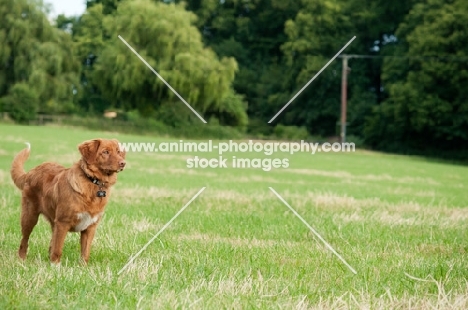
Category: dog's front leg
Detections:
[
  {"x1": 50, "y1": 222, "x2": 69, "y2": 264},
  {"x1": 80, "y1": 223, "x2": 98, "y2": 263}
]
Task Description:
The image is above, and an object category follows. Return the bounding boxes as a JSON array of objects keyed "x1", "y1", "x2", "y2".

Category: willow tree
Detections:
[
  {"x1": 91, "y1": 0, "x2": 247, "y2": 126},
  {"x1": 0, "y1": 0, "x2": 81, "y2": 122}
]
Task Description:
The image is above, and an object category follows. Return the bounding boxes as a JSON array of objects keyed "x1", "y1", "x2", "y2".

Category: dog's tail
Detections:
[{"x1": 11, "y1": 142, "x2": 31, "y2": 190}]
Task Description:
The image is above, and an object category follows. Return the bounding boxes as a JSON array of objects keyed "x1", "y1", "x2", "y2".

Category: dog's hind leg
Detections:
[
  {"x1": 48, "y1": 222, "x2": 55, "y2": 256},
  {"x1": 18, "y1": 196, "x2": 39, "y2": 260}
]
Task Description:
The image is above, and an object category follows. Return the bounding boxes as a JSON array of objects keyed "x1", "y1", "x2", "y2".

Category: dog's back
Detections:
[{"x1": 11, "y1": 145, "x2": 65, "y2": 188}]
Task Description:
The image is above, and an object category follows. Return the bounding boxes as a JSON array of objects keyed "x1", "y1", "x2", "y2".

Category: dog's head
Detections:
[{"x1": 78, "y1": 139, "x2": 126, "y2": 175}]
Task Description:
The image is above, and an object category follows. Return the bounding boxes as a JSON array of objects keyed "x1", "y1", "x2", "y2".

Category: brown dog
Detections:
[{"x1": 10, "y1": 139, "x2": 126, "y2": 264}]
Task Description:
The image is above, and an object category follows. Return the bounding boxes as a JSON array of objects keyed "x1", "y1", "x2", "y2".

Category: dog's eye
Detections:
[{"x1": 103, "y1": 150, "x2": 109, "y2": 155}]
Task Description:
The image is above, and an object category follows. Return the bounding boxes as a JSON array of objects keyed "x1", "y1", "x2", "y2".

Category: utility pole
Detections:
[{"x1": 340, "y1": 55, "x2": 350, "y2": 143}]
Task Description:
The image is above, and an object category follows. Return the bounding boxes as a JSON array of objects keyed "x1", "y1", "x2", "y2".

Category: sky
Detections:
[{"x1": 46, "y1": 0, "x2": 87, "y2": 17}]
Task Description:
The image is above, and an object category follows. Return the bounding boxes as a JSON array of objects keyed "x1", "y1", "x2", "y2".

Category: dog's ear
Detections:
[{"x1": 78, "y1": 139, "x2": 101, "y2": 163}]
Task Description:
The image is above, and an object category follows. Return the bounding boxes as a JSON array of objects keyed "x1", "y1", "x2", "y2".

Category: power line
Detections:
[{"x1": 339, "y1": 54, "x2": 468, "y2": 61}]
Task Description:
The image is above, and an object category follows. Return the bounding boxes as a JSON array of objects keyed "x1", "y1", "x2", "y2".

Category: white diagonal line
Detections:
[
  {"x1": 268, "y1": 36, "x2": 356, "y2": 123},
  {"x1": 118, "y1": 35, "x2": 207, "y2": 124},
  {"x1": 268, "y1": 187, "x2": 357, "y2": 274},
  {"x1": 118, "y1": 187, "x2": 206, "y2": 275}
]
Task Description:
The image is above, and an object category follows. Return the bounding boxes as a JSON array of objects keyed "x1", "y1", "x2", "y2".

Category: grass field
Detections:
[{"x1": 1, "y1": 123, "x2": 467, "y2": 309}]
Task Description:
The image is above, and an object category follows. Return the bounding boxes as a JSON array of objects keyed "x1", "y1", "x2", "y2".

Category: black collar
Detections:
[
  {"x1": 81, "y1": 162, "x2": 107, "y2": 197},
  {"x1": 84, "y1": 173, "x2": 107, "y2": 197},
  {"x1": 86, "y1": 174, "x2": 102, "y2": 186}
]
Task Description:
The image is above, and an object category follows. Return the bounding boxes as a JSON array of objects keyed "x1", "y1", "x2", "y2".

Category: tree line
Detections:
[{"x1": 1, "y1": 0, "x2": 467, "y2": 156}]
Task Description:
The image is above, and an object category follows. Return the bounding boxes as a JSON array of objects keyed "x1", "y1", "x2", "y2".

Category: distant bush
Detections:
[
  {"x1": 273, "y1": 124, "x2": 309, "y2": 140},
  {"x1": 346, "y1": 135, "x2": 365, "y2": 148},
  {"x1": 1, "y1": 84, "x2": 38, "y2": 123},
  {"x1": 60, "y1": 114, "x2": 244, "y2": 140},
  {"x1": 247, "y1": 118, "x2": 275, "y2": 138}
]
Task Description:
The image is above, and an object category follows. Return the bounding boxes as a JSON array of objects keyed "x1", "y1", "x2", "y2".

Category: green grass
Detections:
[{"x1": 0, "y1": 123, "x2": 468, "y2": 309}]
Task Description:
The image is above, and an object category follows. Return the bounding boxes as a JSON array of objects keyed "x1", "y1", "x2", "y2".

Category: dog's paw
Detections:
[{"x1": 78, "y1": 257, "x2": 89, "y2": 266}]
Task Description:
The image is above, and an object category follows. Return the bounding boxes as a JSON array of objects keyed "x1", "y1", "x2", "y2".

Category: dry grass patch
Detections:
[
  {"x1": 284, "y1": 169, "x2": 352, "y2": 179},
  {"x1": 0, "y1": 135, "x2": 24, "y2": 143},
  {"x1": 312, "y1": 289, "x2": 468, "y2": 309},
  {"x1": 112, "y1": 187, "x2": 464, "y2": 224},
  {"x1": 388, "y1": 186, "x2": 436, "y2": 198},
  {"x1": 334, "y1": 206, "x2": 468, "y2": 227},
  {"x1": 0, "y1": 169, "x2": 12, "y2": 185},
  {"x1": 113, "y1": 186, "x2": 196, "y2": 200},
  {"x1": 132, "y1": 218, "x2": 159, "y2": 232},
  {"x1": 133, "y1": 167, "x2": 218, "y2": 177},
  {"x1": 176, "y1": 233, "x2": 314, "y2": 250},
  {"x1": 283, "y1": 169, "x2": 440, "y2": 186},
  {"x1": 224, "y1": 174, "x2": 306, "y2": 185},
  {"x1": 166, "y1": 168, "x2": 218, "y2": 177}
]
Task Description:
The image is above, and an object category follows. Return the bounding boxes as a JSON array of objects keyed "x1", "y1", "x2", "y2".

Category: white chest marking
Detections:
[{"x1": 74, "y1": 212, "x2": 102, "y2": 232}]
